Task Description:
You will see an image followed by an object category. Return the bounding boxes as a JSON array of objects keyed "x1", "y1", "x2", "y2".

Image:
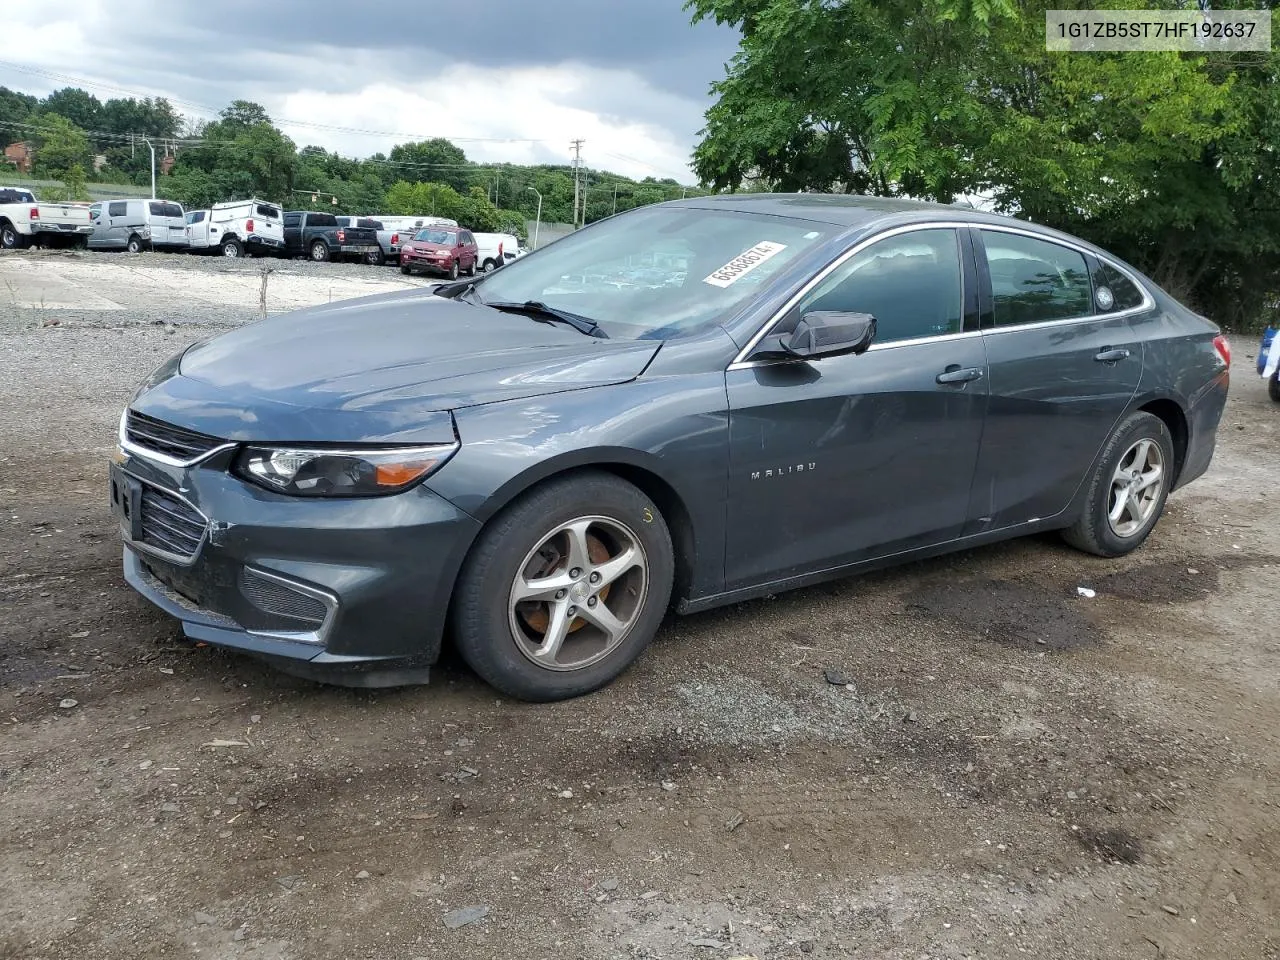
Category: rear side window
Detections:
[
  {"x1": 109, "y1": 201, "x2": 128, "y2": 217},
  {"x1": 1096, "y1": 262, "x2": 1145, "y2": 312},
  {"x1": 981, "y1": 231, "x2": 1091, "y2": 327},
  {"x1": 309, "y1": 213, "x2": 337, "y2": 227},
  {"x1": 284, "y1": 213, "x2": 301, "y2": 227},
  {"x1": 0, "y1": 188, "x2": 35, "y2": 203},
  {"x1": 256, "y1": 204, "x2": 280, "y2": 219}
]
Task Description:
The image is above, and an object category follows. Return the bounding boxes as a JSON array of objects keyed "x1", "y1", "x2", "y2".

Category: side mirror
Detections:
[{"x1": 754, "y1": 311, "x2": 877, "y2": 361}]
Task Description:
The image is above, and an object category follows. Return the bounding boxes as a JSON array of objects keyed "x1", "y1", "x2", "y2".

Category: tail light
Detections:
[
  {"x1": 498, "y1": 241, "x2": 504, "y2": 257},
  {"x1": 337, "y1": 229, "x2": 346, "y2": 243},
  {"x1": 245, "y1": 218, "x2": 255, "y2": 233},
  {"x1": 391, "y1": 233, "x2": 399, "y2": 245},
  {"x1": 30, "y1": 206, "x2": 39, "y2": 220},
  {"x1": 1213, "y1": 334, "x2": 1231, "y2": 368}
]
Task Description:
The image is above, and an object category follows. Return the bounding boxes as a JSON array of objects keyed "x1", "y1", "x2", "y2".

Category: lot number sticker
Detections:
[{"x1": 703, "y1": 241, "x2": 788, "y2": 288}]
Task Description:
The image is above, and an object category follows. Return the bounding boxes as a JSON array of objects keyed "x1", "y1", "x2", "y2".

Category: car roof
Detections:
[{"x1": 664, "y1": 192, "x2": 1110, "y2": 255}]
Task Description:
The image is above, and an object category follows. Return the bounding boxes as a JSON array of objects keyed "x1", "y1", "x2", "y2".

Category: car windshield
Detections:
[
  {"x1": 474, "y1": 206, "x2": 836, "y2": 340},
  {"x1": 416, "y1": 229, "x2": 456, "y2": 244}
]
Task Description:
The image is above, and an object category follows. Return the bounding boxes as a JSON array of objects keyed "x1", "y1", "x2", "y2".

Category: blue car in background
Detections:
[{"x1": 1260, "y1": 326, "x2": 1279, "y2": 402}]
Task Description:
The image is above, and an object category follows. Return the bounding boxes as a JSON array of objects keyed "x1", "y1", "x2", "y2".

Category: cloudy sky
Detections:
[{"x1": 2, "y1": 0, "x2": 741, "y2": 182}]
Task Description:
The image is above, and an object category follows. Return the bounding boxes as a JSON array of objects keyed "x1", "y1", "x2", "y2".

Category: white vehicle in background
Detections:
[
  {"x1": 0, "y1": 186, "x2": 94, "y2": 249},
  {"x1": 88, "y1": 199, "x2": 188, "y2": 253},
  {"x1": 473, "y1": 231, "x2": 522, "y2": 272},
  {"x1": 186, "y1": 199, "x2": 285, "y2": 258}
]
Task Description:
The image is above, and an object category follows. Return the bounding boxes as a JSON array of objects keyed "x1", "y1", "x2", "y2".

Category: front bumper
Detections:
[
  {"x1": 401, "y1": 253, "x2": 454, "y2": 274},
  {"x1": 113, "y1": 445, "x2": 481, "y2": 670}
]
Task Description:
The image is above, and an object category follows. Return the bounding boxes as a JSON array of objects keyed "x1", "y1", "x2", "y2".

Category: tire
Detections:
[
  {"x1": 482, "y1": 258, "x2": 497, "y2": 273},
  {"x1": 221, "y1": 238, "x2": 244, "y2": 259},
  {"x1": 1, "y1": 222, "x2": 25, "y2": 250},
  {"x1": 310, "y1": 240, "x2": 330, "y2": 262},
  {"x1": 126, "y1": 235, "x2": 143, "y2": 254},
  {"x1": 451, "y1": 471, "x2": 675, "y2": 702},
  {"x1": 366, "y1": 248, "x2": 385, "y2": 266},
  {"x1": 447, "y1": 259, "x2": 459, "y2": 281},
  {"x1": 1062, "y1": 411, "x2": 1175, "y2": 558},
  {"x1": 466, "y1": 259, "x2": 477, "y2": 277},
  {"x1": 1269, "y1": 371, "x2": 1280, "y2": 404},
  {"x1": 400, "y1": 264, "x2": 412, "y2": 275}
]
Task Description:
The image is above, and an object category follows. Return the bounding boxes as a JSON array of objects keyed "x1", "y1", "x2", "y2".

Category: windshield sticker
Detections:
[{"x1": 703, "y1": 241, "x2": 788, "y2": 288}]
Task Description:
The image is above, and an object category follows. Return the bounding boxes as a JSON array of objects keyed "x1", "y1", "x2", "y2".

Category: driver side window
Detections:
[{"x1": 788, "y1": 228, "x2": 964, "y2": 344}]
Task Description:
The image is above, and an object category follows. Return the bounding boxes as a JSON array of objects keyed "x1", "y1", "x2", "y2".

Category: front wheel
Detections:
[
  {"x1": 451, "y1": 472, "x2": 674, "y2": 702},
  {"x1": 447, "y1": 259, "x2": 459, "y2": 281},
  {"x1": 1062, "y1": 411, "x2": 1175, "y2": 557},
  {"x1": 400, "y1": 264, "x2": 412, "y2": 275},
  {"x1": 310, "y1": 240, "x2": 330, "y2": 262},
  {"x1": 1269, "y1": 371, "x2": 1280, "y2": 403}
]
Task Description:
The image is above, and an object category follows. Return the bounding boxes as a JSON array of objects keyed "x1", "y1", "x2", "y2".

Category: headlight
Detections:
[{"x1": 234, "y1": 443, "x2": 458, "y2": 498}]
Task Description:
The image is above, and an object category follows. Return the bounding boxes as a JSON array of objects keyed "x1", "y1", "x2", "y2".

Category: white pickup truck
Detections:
[
  {"x1": 0, "y1": 186, "x2": 94, "y2": 249},
  {"x1": 185, "y1": 198, "x2": 286, "y2": 258}
]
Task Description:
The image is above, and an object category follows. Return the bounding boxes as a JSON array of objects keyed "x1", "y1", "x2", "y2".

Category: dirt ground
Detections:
[{"x1": 1, "y1": 250, "x2": 1278, "y2": 960}]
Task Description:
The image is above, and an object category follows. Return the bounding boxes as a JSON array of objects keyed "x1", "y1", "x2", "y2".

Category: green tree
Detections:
[
  {"x1": 689, "y1": 0, "x2": 1280, "y2": 329},
  {"x1": 30, "y1": 113, "x2": 92, "y2": 183},
  {"x1": 166, "y1": 103, "x2": 295, "y2": 207},
  {"x1": 389, "y1": 138, "x2": 471, "y2": 191},
  {"x1": 40, "y1": 87, "x2": 101, "y2": 133},
  {"x1": 0, "y1": 86, "x2": 38, "y2": 149}
]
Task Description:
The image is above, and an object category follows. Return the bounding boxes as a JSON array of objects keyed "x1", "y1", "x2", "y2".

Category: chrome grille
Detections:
[
  {"x1": 139, "y1": 486, "x2": 206, "y2": 559},
  {"x1": 238, "y1": 569, "x2": 329, "y2": 627},
  {"x1": 125, "y1": 411, "x2": 225, "y2": 462}
]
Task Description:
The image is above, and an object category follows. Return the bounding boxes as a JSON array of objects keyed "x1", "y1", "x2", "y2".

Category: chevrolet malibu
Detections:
[{"x1": 111, "y1": 195, "x2": 1230, "y2": 701}]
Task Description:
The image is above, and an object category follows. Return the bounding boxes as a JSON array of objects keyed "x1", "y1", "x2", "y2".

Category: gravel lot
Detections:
[{"x1": 2, "y1": 249, "x2": 1278, "y2": 960}]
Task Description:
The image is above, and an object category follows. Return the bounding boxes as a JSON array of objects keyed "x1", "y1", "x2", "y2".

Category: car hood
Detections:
[{"x1": 132, "y1": 289, "x2": 660, "y2": 443}]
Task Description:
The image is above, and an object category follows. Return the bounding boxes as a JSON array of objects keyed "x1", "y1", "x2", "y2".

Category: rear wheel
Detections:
[
  {"x1": 1269, "y1": 371, "x2": 1280, "y2": 403},
  {"x1": 366, "y1": 248, "x2": 385, "y2": 266},
  {"x1": 482, "y1": 258, "x2": 497, "y2": 273},
  {"x1": 221, "y1": 238, "x2": 244, "y2": 258},
  {"x1": 451, "y1": 472, "x2": 674, "y2": 702},
  {"x1": 1062, "y1": 411, "x2": 1174, "y2": 557},
  {"x1": 466, "y1": 258, "x2": 477, "y2": 277},
  {"x1": 1, "y1": 222, "x2": 25, "y2": 249},
  {"x1": 126, "y1": 234, "x2": 144, "y2": 254},
  {"x1": 310, "y1": 240, "x2": 329, "y2": 262}
]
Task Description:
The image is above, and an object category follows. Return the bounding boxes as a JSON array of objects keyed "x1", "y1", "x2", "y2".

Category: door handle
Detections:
[
  {"x1": 1095, "y1": 348, "x2": 1131, "y2": 363},
  {"x1": 936, "y1": 365, "x2": 984, "y2": 385}
]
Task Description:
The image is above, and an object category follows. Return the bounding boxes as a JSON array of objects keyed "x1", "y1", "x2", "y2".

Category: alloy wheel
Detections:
[
  {"x1": 508, "y1": 516, "x2": 649, "y2": 672},
  {"x1": 1107, "y1": 438, "x2": 1165, "y2": 537}
]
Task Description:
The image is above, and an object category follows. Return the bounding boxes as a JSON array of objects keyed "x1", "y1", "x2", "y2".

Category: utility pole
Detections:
[
  {"x1": 569, "y1": 139, "x2": 584, "y2": 229},
  {"x1": 141, "y1": 138, "x2": 156, "y2": 199},
  {"x1": 527, "y1": 186, "x2": 542, "y2": 250},
  {"x1": 612, "y1": 182, "x2": 619, "y2": 216}
]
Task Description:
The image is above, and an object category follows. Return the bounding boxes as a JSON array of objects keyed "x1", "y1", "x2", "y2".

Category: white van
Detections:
[
  {"x1": 473, "y1": 232, "x2": 522, "y2": 272},
  {"x1": 88, "y1": 199, "x2": 188, "y2": 252},
  {"x1": 186, "y1": 199, "x2": 285, "y2": 257}
]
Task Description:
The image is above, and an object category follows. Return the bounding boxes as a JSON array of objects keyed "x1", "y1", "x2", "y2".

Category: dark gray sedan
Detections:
[{"x1": 111, "y1": 195, "x2": 1231, "y2": 700}]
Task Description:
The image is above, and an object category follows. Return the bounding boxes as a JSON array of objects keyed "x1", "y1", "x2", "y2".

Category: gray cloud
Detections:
[{"x1": 2, "y1": 0, "x2": 740, "y2": 179}]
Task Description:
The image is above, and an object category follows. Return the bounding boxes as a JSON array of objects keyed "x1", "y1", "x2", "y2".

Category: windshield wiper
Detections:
[{"x1": 483, "y1": 300, "x2": 609, "y2": 339}]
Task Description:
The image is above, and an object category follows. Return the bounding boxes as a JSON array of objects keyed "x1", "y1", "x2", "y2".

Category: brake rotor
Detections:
[{"x1": 519, "y1": 532, "x2": 612, "y2": 635}]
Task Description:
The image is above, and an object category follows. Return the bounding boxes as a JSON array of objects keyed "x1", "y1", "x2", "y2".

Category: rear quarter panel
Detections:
[{"x1": 1128, "y1": 302, "x2": 1228, "y2": 488}]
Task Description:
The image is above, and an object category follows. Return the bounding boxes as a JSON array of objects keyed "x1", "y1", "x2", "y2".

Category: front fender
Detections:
[{"x1": 426, "y1": 375, "x2": 731, "y2": 601}]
